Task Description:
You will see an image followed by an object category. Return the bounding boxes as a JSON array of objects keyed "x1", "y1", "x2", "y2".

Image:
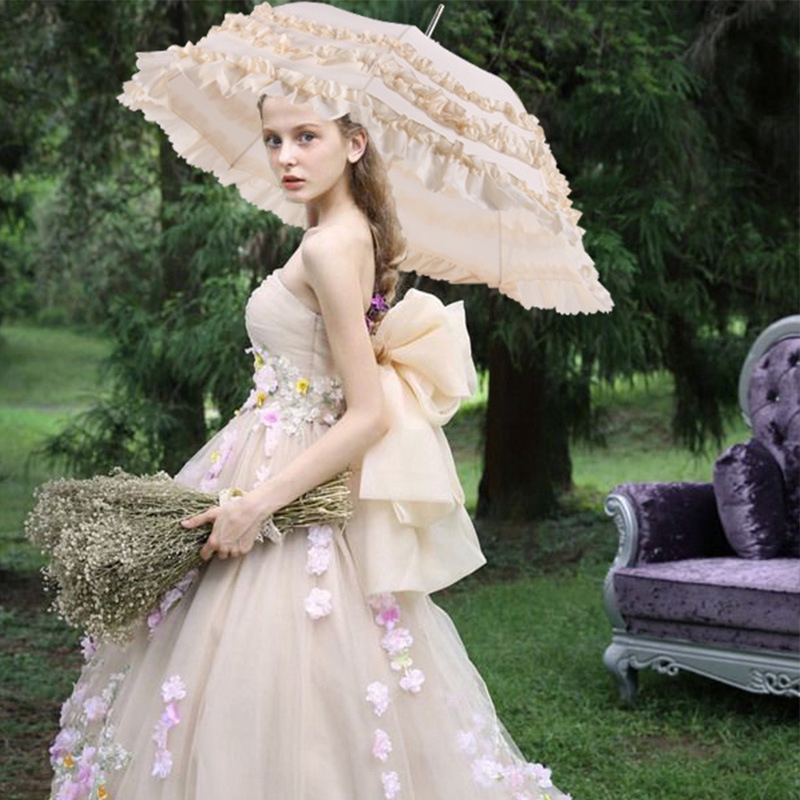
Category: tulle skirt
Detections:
[{"x1": 49, "y1": 418, "x2": 570, "y2": 800}]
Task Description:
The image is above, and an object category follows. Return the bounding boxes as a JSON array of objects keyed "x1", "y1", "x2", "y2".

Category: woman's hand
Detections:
[{"x1": 181, "y1": 497, "x2": 263, "y2": 561}]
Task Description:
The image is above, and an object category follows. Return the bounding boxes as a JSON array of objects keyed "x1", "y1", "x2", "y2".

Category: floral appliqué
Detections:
[
  {"x1": 200, "y1": 428, "x2": 238, "y2": 492},
  {"x1": 146, "y1": 569, "x2": 199, "y2": 637},
  {"x1": 455, "y1": 710, "x2": 565, "y2": 799},
  {"x1": 370, "y1": 593, "x2": 426, "y2": 695},
  {"x1": 303, "y1": 524, "x2": 335, "y2": 620},
  {"x1": 238, "y1": 346, "x2": 345, "y2": 450},
  {"x1": 151, "y1": 674, "x2": 187, "y2": 779},
  {"x1": 50, "y1": 666, "x2": 130, "y2": 800}
]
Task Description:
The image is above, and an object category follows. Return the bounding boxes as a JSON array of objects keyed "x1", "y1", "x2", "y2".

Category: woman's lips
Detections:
[{"x1": 281, "y1": 176, "x2": 304, "y2": 189}]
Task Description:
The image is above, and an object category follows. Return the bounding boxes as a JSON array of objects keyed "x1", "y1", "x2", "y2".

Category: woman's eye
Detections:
[
  {"x1": 298, "y1": 132, "x2": 316, "y2": 144},
  {"x1": 264, "y1": 135, "x2": 280, "y2": 149}
]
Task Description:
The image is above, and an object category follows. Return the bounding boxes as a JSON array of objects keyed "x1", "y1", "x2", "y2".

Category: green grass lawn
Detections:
[
  {"x1": 0, "y1": 324, "x2": 110, "y2": 569},
  {"x1": 1, "y1": 323, "x2": 798, "y2": 800}
]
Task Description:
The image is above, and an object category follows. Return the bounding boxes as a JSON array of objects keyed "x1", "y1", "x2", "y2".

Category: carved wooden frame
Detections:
[{"x1": 603, "y1": 492, "x2": 800, "y2": 705}]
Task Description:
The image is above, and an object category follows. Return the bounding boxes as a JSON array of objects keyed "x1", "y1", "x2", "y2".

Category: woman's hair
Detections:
[{"x1": 334, "y1": 113, "x2": 406, "y2": 328}]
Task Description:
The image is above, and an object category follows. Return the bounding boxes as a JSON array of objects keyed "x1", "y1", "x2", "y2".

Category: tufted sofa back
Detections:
[{"x1": 743, "y1": 320, "x2": 800, "y2": 550}]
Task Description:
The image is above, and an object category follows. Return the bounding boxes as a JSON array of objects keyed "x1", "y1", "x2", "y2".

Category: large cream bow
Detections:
[{"x1": 345, "y1": 289, "x2": 486, "y2": 595}]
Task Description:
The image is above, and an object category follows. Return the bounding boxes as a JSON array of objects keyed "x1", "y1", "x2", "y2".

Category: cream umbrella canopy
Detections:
[{"x1": 119, "y1": 1, "x2": 613, "y2": 314}]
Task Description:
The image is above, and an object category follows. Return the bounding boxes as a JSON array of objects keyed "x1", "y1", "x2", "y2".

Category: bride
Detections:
[{"x1": 47, "y1": 94, "x2": 572, "y2": 800}]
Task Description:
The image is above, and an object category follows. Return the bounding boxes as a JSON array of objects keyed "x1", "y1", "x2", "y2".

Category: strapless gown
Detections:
[{"x1": 48, "y1": 271, "x2": 572, "y2": 800}]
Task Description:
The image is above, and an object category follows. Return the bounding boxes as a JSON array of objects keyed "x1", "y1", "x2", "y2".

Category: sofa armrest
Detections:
[
  {"x1": 605, "y1": 482, "x2": 730, "y2": 566},
  {"x1": 602, "y1": 482, "x2": 731, "y2": 631}
]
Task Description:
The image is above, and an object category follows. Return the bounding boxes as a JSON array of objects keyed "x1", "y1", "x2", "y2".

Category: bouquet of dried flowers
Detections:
[{"x1": 25, "y1": 469, "x2": 352, "y2": 645}]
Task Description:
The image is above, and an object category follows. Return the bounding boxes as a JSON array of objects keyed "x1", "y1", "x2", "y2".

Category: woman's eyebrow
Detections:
[{"x1": 262, "y1": 123, "x2": 324, "y2": 134}]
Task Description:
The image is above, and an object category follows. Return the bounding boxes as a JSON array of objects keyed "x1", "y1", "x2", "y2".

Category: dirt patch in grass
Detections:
[{"x1": 0, "y1": 569, "x2": 48, "y2": 612}]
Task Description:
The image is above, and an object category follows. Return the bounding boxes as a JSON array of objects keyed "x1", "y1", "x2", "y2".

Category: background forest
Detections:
[
  {"x1": 2, "y1": 0, "x2": 797, "y2": 518},
  {"x1": 0, "y1": 2, "x2": 798, "y2": 799}
]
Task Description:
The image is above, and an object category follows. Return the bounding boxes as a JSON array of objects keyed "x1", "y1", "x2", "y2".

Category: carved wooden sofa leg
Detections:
[{"x1": 603, "y1": 642, "x2": 639, "y2": 705}]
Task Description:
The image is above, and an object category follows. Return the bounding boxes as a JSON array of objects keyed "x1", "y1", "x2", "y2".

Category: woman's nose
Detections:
[{"x1": 277, "y1": 143, "x2": 297, "y2": 166}]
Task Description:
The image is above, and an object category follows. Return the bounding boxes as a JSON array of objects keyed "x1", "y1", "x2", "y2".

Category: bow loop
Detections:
[
  {"x1": 376, "y1": 289, "x2": 477, "y2": 426},
  {"x1": 347, "y1": 290, "x2": 486, "y2": 596}
]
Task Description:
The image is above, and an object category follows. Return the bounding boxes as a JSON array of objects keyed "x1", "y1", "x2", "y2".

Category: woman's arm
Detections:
[{"x1": 186, "y1": 226, "x2": 388, "y2": 560}]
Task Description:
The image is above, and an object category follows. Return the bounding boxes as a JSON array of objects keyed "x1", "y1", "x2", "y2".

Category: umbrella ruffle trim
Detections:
[
  {"x1": 122, "y1": 48, "x2": 583, "y2": 241},
  {"x1": 404, "y1": 250, "x2": 613, "y2": 314},
  {"x1": 216, "y1": 3, "x2": 576, "y2": 218}
]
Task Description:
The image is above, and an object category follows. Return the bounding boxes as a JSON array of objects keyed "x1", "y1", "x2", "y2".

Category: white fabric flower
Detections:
[
  {"x1": 151, "y1": 747, "x2": 173, "y2": 779},
  {"x1": 306, "y1": 544, "x2": 333, "y2": 576},
  {"x1": 399, "y1": 668, "x2": 425, "y2": 694},
  {"x1": 308, "y1": 524, "x2": 334, "y2": 547},
  {"x1": 526, "y1": 762, "x2": 553, "y2": 788},
  {"x1": 456, "y1": 729, "x2": 477, "y2": 756},
  {"x1": 304, "y1": 587, "x2": 333, "y2": 620},
  {"x1": 372, "y1": 728, "x2": 392, "y2": 762},
  {"x1": 82, "y1": 695, "x2": 108, "y2": 722},
  {"x1": 381, "y1": 770, "x2": 401, "y2": 800},
  {"x1": 80, "y1": 635, "x2": 98, "y2": 661},
  {"x1": 471, "y1": 757, "x2": 503, "y2": 787},
  {"x1": 160, "y1": 675, "x2": 186, "y2": 703},
  {"x1": 366, "y1": 682, "x2": 390, "y2": 716},
  {"x1": 380, "y1": 627, "x2": 413, "y2": 657}
]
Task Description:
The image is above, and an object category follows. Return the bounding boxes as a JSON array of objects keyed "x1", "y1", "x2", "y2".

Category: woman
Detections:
[{"x1": 48, "y1": 96, "x2": 572, "y2": 800}]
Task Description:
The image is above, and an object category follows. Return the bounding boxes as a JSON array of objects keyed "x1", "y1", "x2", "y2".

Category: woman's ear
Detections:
[{"x1": 348, "y1": 129, "x2": 368, "y2": 164}]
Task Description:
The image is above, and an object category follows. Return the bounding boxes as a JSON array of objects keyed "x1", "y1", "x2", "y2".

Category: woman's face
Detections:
[{"x1": 260, "y1": 97, "x2": 363, "y2": 206}]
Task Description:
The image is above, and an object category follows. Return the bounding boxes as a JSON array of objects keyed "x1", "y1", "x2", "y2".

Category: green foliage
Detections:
[{"x1": 1, "y1": 0, "x2": 797, "y2": 501}]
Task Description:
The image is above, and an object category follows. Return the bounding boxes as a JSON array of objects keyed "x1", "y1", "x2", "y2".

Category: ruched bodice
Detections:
[{"x1": 245, "y1": 270, "x2": 338, "y2": 380}]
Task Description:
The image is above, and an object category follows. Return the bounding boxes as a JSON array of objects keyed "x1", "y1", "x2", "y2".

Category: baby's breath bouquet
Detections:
[{"x1": 25, "y1": 469, "x2": 352, "y2": 645}]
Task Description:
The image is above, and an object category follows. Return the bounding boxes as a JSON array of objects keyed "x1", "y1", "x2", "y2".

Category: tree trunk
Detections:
[
  {"x1": 151, "y1": 0, "x2": 207, "y2": 475},
  {"x1": 477, "y1": 335, "x2": 572, "y2": 521}
]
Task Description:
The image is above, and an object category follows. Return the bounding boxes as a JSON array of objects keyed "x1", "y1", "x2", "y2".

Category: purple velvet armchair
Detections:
[{"x1": 603, "y1": 316, "x2": 800, "y2": 704}]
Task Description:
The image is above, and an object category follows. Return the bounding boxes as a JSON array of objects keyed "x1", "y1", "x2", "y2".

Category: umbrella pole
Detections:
[{"x1": 424, "y1": 4, "x2": 445, "y2": 38}]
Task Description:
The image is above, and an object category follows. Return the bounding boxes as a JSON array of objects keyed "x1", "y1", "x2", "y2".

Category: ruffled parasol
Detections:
[{"x1": 119, "y1": 1, "x2": 613, "y2": 314}]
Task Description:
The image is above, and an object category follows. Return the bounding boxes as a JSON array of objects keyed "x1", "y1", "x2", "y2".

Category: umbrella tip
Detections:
[{"x1": 424, "y1": 4, "x2": 445, "y2": 38}]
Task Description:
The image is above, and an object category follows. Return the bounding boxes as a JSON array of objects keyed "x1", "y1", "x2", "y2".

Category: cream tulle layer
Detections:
[
  {"x1": 60, "y1": 528, "x2": 569, "y2": 799},
  {"x1": 118, "y1": 2, "x2": 613, "y2": 314}
]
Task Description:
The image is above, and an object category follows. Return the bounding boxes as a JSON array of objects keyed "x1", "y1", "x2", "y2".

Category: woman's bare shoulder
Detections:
[{"x1": 302, "y1": 216, "x2": 372, "y2": 269}]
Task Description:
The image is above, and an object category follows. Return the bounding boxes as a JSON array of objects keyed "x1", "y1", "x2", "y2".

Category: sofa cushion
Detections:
[
  {"x1": 714, "y1": 439, "x2": 788, "y2": 558},
  {"x1": 614, "y1": 558, "x2": 800, "y2": 637}
]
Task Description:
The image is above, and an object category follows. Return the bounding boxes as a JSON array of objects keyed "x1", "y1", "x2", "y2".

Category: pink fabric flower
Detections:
[
  {"x1": 79, "y1": 635, "x2": 98, "y2": 661},
  {"x1": 380, "y1": 627, "x2": 413, "y2": 657},
  {"x1": 55, "y1": 779, "x2": 81, "y2": 800},
  {"x1": 258, "y1": 403, "x2": 281, "y2": 427},
  {"x1": 365, "y1": 682, "x2": 390, "y2": 717},
  {"x1": 372, "y1": 728, "x2": 392, "y2": 762},
  {"x1": 399, "y1": 668, "x2": 425, "y2": 694},
  {"x1": 304, "y1": 587, "x2": 333, "y2": 620},
  {"x1": 502, "y1": 764, "x2": 527, "y2": 790},
  {"x1": 49, "y1": 728, "x2": 80, "y2": 764},
  {"x1": 161, "y1": 701, "x2": 181, "y2": 728},
  {"x1": 151, "y1": 747, "x2": 173, "y2": 779},
  {"x1": 375, "y1": 603, "x2": 400, "y2": 630},
  {"x1": 526, "y1": 762, "x2": 553, "y2": 788},
  {"x1": 306, "y1": 544, "x2": 333, "y2": 576},
  {"x1": 146, "y1": 608, "x2": 164, "y2": 633},
  {"x1": 369, "y1": 592, "x2": 397, "y2": 613},
  {"x1": 381, "y1": 770, "x2": 401, "y2": 800},
  {"x1": 308, "y1": 524, "x2": 334, "y2": 547},
  {"x1": 82, "y1": 695, "x2": 108, "y2": 722},
  {"x1": 160, "y1": 675, "x2": 186, "y2": 703}
]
